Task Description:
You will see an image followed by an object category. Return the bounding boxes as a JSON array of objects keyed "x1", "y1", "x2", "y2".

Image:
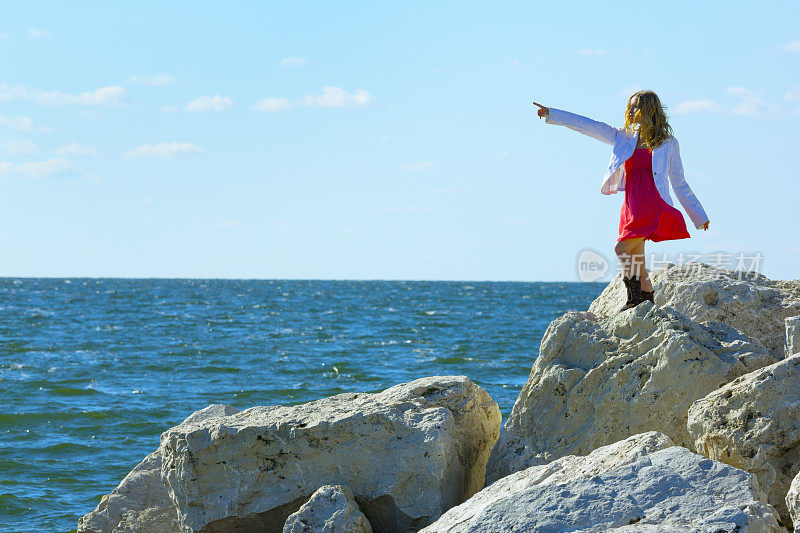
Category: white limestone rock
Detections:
[
  {"x1": 283, "y1": 484, "x2": 372, "y2": 533},
  {"x1": 77, "y1": 450, "x2": 180, "y2": 533},
  {"x1": 588, "y1": 263, "x2": 800, "y2": 358},
  {"x1": 688, "y1": 354, "x2": 800, "y2": 529},
  {"x1": 421, "y1": 432, "x2": 785, "y2": 532},
  {"x1": 787, "y1": 472, "x2": 800, "y2": 533},
  {"x1": 159, "y1": 375, "x2": 500, "y2": 532},
  {"x1": 787, "y1": 316, "x2": 800, "y2": 356},
  {"x1": 485, "y1": 301, "x2": 776, "y2": 485},
  {"x1": 77, "y1": 404, "x2": 241, "y2": 533}
]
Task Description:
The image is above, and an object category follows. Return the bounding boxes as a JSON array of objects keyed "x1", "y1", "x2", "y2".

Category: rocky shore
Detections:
[{"x1": 78, "y1": 263, "x2": 800, "y2": 532}]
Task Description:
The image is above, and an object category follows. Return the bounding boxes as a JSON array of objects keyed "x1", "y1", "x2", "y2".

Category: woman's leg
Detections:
[
  {"x1": 631, "y1": 239, "x2": 653, "y2": 292},
  {"x1": 614, "y1": 237, "x2": 644, "y2": 279}
]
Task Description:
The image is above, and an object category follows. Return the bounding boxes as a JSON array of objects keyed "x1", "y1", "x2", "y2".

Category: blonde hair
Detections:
[{"x1": 623, "y1": 90, "x2": 674, "y2": 150}]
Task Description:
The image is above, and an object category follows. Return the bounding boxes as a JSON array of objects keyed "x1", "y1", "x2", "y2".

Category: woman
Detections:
[{"x1": 533, "y1": 91, "x2": 710, "y2": 311}]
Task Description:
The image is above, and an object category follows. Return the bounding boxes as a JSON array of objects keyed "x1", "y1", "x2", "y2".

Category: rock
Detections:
[
  {"x1": 283, "y1": 485, "x2": 372, "y2": 533},
  {"x1": 776, "y1": 280, "x2": 800, "y2": 303},
  {"x1": 77, "y1": 404, "x2": 242, "y2": 533},
  {"x1": 787, "y1": 472, "x2": 800, "y2": 533},
  {"x1": 157, "y1": 375, "x2": 499, "y2": 532},
  {"x1": 688, "y1": 354, "x2": 800, "y2": 529},
  {"x1": 485, "y1": 301, "x2": 776, "y2": 485},
  {"x1": 787, "y1": 316, "x2": 800, "y2": 356},
  {"x1": 77, "y1": 450, "x2": 180, "y2": 533},
  {"x1": 588, "y1": 263, "x2": 800, "y2": 358},
  {"x1": 420, "y1": 432, "x2": 785, "y2": 532}
]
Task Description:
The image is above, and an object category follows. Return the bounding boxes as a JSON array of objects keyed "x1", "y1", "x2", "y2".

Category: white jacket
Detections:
[{"x1": 545, "y1": 107, "x2": 710, "y2": 229}]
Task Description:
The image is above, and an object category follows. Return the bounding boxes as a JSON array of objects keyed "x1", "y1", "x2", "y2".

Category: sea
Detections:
[{"x1": 0, "y1": 278, "x2": 605, "y2": 532}]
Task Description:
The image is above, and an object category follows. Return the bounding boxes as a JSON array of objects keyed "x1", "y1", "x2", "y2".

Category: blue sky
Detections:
[{"x1": 1, "y1": 1, "x2": 798, "y2": 281}]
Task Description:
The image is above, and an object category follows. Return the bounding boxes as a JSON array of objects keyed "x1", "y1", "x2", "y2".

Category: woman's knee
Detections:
[{"x1": 615, "y1": 240, "x2": 635, "y2": 256}]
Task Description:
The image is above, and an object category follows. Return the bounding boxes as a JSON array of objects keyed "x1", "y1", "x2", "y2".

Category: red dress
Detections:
[{"x1": 617, "y1": 148, "x2": 690, "y2": 242}]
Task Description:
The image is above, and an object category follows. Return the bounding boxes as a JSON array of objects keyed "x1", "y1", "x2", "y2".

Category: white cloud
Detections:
[
  {"x1": 128, "y1": 74, "x2": 177, "y2": 86},
  {"x1": 162, "y1": 105, "x2": 180, "y2": 113},
  {"x1": 673, "y1": 100, "x2": 724, "y2": 114},
  {"x1": 253, "y1": 87, "x2": 376, "y2": 111},
  {"x1": 301, "y1": 87, "x2": 376, "y2": 108},
  {"x1": 672, "y1": 89, "x2": 789, "y2": 117},
  {"x1": 784, "y1": 86, "x2": 800, "y2": 102},
  {"x1": 726, "y1": 86, "x2": 782, "y2": 117},
  {"x1": 402, "y1": 161, "x2": 433, "y2": 172},
  {"x1": 578, "y1": 48, "x2": 610, "y2": 57},
  {"x1": 253, "y1": 87, "x2": 376, "y2": 113},
  {"x1": 253, "y1": 97, "x2": 292, "y2": 112},
  {"x1": 41, "y1": 86, "x2": 129, "y2": 106},
  {"x1": 0, "y1": 115, "x2": 49, "y2": 132},
  {"x1": 0, "y1": 138, "x2": 39, "y2": 155},
  {"x1": 124, "y1": 142, "x2": 203, "y2": 159},
  {"x1": 58, "y1": 142, "x2": 100, "y2": 157},
  {"x1": 279, "y1": 56, "x2": 307, "y2": 67},
  {"x1": 218, "y1": 221, "x2": 238, "y2": 228},
  {"x1": 0, "y1": 83, "x2": 130, "y2": 106},
  {"x1": 368, "y1": 206, "x2": 432, "y2": 214},
  {"x1": 499, "y1": 149, "x2": 510, "y2": 157},
  {"x1": 0, "y1": 84, "x2": 27, "y2": 101},
  {"x1": 185, "y1": 94, "x2": 233, "y2": 112},
  {"x1": 783, "y1": 40, "x2": 800, "y2": 54},
  {"x1": 510, "y1": 59, "x2": 519, "y2": 68},
  {"x1": 0, "y1": 158, "x2": 71, "y2": 178},
  {"x1": 28, "y1": 29, "x2": 50, "y2": 39},
  {"x1": 0, "y1": 33, "x2": 7, "y2": 39}
]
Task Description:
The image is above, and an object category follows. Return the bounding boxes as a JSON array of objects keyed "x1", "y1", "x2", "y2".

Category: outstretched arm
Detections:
[
  {"x1": 534, "y1": 102, "x2": 620, "y2": 146},
  {"x1": 668, "y1": 137, "x2": 710, "y2": 230}
]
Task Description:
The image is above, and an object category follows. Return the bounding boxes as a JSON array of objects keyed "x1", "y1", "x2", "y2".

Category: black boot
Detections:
[
  {"x1": 642, "y1": 288, "x2": 654, "y2": 304},
  {"x1": 621, "y1": 275, "x2": 643, "y2": 311},
  {"x1": 619, "y1": 275, "x2": 631, "y2": 312}
]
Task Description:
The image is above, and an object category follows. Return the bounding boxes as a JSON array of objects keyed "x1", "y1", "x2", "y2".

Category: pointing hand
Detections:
[{"x1": 532, "y1": 101, "x2": 550, "y2": 119}]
